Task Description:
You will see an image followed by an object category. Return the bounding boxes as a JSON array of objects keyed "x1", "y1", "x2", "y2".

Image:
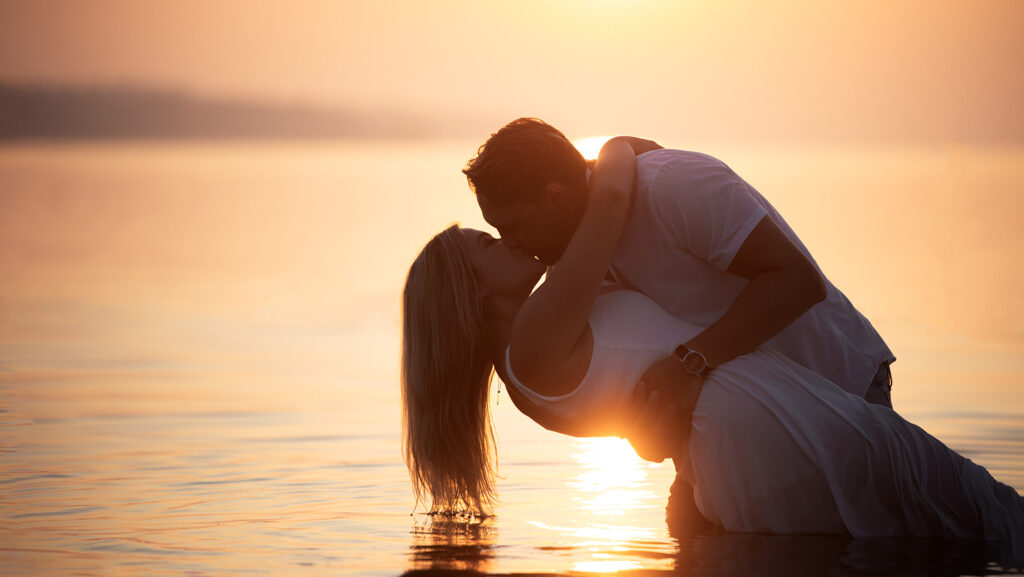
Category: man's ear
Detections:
[{"x1": 543, "y1": 181, "x2": 568, "y2": 206}]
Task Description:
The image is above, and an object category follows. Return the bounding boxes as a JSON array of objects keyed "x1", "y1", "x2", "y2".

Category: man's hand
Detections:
[{"x1": 623, "y1": 355, "x2": 703, "y2": 462}]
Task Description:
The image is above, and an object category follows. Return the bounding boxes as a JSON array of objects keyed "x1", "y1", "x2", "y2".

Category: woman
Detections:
[{"x1": 401, "y1": 140, "x2": 1023, "y2": 558}]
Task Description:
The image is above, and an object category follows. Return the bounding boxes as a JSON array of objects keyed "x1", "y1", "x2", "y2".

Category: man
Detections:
[{"x1": 463, "y1": 117, "x2": 896, "y2": 523}]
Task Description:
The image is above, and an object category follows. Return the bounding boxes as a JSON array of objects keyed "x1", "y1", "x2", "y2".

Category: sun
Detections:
[{"x1": 572, "y1": 136, "x2": 614, "y2": 161}]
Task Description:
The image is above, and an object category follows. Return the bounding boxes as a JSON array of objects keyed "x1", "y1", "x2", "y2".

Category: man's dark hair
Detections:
[{"x1": 463, "y1": 118, "x2": 587, "y2": 204}]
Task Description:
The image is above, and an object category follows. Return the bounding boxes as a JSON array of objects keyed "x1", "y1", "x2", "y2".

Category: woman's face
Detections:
[{"x1": 461, "y1": 227, "x2": 546, "y2": 300}]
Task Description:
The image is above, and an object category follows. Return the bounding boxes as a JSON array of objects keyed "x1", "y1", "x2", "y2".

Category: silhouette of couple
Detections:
[{"x1": 401, "y1": 118, "x2": 1022, "y2": 558}]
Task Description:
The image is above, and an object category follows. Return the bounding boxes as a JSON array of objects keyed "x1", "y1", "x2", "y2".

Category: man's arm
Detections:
[
  {"x1": 627, "y1": 196, "x2": 827, "y2": 462},
  {"x1": 685, "y1": 215, "x2": 827, "y2": 369}
]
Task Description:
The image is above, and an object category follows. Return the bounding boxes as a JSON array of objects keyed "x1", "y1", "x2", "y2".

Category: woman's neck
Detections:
[{"x1": 482, "y1": 295, "x2": 523, "y2": 372}]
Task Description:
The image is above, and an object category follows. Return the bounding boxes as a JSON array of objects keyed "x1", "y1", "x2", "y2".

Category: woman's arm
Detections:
[
  {"x1": 585, "y1": 136, "x2": 662, "y2": 169},
  {"x1": 508, "y1": 138, "x2": 636, "y2": 384},
  {"x1": 615, "y1": 136, "x2": 662, "y2": 156}
]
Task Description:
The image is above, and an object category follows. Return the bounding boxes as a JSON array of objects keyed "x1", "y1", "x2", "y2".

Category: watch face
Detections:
[{"x1": 682, "y1": 351, "x2": 707, "y2": 374}]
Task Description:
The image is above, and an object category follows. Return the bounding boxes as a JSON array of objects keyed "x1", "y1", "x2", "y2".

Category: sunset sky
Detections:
[{"x1": 2, "y1": 0, "x2": 1022, "y2": 141}]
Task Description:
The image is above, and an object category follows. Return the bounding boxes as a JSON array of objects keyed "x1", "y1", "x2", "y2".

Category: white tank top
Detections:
[{"x1": 504, "y1": 291, "x2": 703, "y2": 427}]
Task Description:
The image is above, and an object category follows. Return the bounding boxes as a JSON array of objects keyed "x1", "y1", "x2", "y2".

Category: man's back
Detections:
[{"x1": 609, "y1": 149, "x2": 894, "y2": 397}]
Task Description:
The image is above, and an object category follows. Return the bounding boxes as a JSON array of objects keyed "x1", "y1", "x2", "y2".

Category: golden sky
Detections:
[{"x1": 1, "y1": 0, "x2": 1023, "y2": 140}]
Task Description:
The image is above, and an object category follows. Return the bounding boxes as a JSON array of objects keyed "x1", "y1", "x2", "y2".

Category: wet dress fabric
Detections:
[{"x1": 505, "y1": 291, "x2": 1023, "y2": 556}]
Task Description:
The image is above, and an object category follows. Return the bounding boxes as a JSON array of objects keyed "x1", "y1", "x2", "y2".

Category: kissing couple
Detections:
[{"x1": 400, "y1": 118, "x2": 1023, "y2": 558}]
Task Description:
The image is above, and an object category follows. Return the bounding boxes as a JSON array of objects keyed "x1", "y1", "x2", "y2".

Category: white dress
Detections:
[{"x1": 505, "y1": 291, "x2": 1024, "y2": 554}]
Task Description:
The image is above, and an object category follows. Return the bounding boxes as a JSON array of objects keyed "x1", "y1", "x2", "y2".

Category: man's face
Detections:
[{"x1": 476, "y1": 188, "x2": 575, "y2": 266}]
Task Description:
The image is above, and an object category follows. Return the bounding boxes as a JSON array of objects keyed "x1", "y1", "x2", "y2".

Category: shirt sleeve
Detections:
[{"x1": 647, "y1": 154, "x2": 768, "y2": 271}]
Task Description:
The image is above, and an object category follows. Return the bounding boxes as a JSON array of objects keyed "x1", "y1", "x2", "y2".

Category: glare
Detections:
[
  {"x1": 527, "y1": 519, "x2": 656, "y2": 543},
  {"x1": 569, "y1": 437, "x2": 662, "y2": 516},
  {"x1": 573, "y1": 559, "x2": 643, "y2": 573},
  {"x1": 572, "y1": 136, "x2": 614, "y2": 160},
  {"x1": 522, "y1": 437, "x2": 672, "y2": 572},
  {"x1": 573, "y1": 437, "x2": 646, "y2": 486}
]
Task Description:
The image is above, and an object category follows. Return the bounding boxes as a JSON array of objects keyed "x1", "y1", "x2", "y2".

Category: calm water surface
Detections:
[{"x1": 2, "y1": 141, "x2": 1022, "y2": 575}]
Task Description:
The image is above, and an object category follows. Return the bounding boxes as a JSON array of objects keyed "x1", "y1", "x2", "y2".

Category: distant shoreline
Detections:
[
  {"x1": 2, "y1": 83, "x2": 1022, "y2": 145},
  {"x1": 0, "y1": 83, "x2": 453, "y2": 141}
]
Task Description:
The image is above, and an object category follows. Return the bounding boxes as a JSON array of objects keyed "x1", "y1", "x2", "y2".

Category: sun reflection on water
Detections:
[
  {"x1": 522, "y1": 437, "x2": 672, "y2": 571},
  {"x1": 570, "y1": 437, "x2": 660, "y2": 512},
  {"x1": 573, "y1": 558, "x2": 644, "y2": 573}
]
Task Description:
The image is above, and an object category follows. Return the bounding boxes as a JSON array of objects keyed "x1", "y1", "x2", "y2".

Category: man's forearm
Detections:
[{"x1": 685, "y1": 267, "x2": 825, "y2": 369}]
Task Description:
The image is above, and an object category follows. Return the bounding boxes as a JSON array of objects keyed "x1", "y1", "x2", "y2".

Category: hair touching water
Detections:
[{"x1": 402, "y1": 224, "x2": 497, "y2": 516}]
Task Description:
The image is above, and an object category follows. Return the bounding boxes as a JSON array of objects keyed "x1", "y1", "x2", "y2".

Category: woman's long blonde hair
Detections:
[{"x1": 402, "y1": 224, "x2": 497, "y2": 516}]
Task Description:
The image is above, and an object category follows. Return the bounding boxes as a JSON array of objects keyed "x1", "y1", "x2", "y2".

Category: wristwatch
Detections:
[{"x1": 674, "y1": 345, "x2": 711, "y2": 377}]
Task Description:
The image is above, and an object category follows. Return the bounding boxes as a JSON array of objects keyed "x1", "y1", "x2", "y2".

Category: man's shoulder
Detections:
[
  {"x1": 637, "y1": 148, "x2": 731, "y2": 191},
  {"x1": 638, "y1": 148, "x2": 724, "y2": 167}
]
